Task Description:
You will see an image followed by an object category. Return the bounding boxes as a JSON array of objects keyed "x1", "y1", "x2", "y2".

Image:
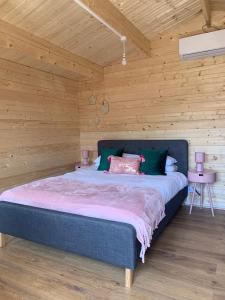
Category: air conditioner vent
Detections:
[{"x1": 179, "y1": 29, "x2": 225, "y2": 60}]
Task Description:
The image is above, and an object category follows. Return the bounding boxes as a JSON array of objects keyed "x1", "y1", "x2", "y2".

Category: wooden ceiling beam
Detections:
[
  {"x1": 79, "y1": 0, "x2": 151, "y2": 56},
  {"x1": 0, "y1": 19, "x2": 103, "y2": 81},
  {"x1": 200, "y1": 0, "x2": 211, "y2": 26}
]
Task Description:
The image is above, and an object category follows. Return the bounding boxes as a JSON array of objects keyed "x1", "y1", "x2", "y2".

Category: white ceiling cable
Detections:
[{"x1": 73, "y1": 0, "x2": 127, "y2": 65}]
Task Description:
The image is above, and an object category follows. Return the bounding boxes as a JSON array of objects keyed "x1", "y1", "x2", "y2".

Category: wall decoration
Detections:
[
  {"x1": 100, "y1": 100, "x2": 109, "y2": 114},
  {"x1": 88, "y1": 95, "x2": 97, "y2": 105}
]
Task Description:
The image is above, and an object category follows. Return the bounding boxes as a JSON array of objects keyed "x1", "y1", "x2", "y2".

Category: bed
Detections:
[{"x1": 0, "y1": 139, "x2": 188, "y2": 287}]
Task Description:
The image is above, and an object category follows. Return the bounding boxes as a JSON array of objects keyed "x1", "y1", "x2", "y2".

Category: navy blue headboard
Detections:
[{"x1": 98, "y1": 140, "x2": 188, "y2": 176}]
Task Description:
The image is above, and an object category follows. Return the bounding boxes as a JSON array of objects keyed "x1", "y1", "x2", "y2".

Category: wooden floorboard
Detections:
[{"x1": 0, "y1": 207, "x2": 224, "y2": 299}]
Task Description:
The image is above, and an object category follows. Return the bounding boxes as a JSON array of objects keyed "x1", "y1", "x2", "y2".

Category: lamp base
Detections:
[
  {"x1": 196, "y1": 163, "x2": 204, "y2": 173},
  {"x1": 82, "y1": 158, "x2": 89, "y2": 166}
]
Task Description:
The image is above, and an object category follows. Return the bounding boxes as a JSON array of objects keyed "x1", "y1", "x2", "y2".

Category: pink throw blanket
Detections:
[{"x1": 0, "y1": 176, "x2": 165, "y2": 262}]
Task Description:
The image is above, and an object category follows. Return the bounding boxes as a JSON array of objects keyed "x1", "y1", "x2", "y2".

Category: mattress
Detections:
[
  {"x1": 0, "y1": 168, "x2": 188, "y2": 262},
  {"x1": 64, "y1": 167, "x2": 188, "y2": 204},
  {"x1": 0, "y1": 167, "x2": 187, "y2": 261}
]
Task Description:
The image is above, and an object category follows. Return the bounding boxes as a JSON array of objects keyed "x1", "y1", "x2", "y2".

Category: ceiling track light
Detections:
[
  {"x1": 73, "y1": 0, "x2": 128, "y2": 66},
  {"x1": 121, "y1": 36, "x2": 127, "y2": 66}
]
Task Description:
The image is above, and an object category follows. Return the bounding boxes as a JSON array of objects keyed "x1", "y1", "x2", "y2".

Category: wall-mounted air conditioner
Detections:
[{"x1": 179, "y1": 29, "x2": 225, "y2": 60}]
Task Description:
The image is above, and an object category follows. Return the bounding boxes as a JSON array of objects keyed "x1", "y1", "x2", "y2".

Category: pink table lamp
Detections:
[
  {"x1": 195, "y1": 152, "x2": 205, "y2": 172},
  {"x1": 81, "y1": 150, "x2": 89, "y2": 166}
]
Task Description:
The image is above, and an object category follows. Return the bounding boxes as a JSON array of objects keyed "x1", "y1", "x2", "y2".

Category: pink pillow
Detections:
[{"x1": 108, "y1": 156, "x2": 141, "y2": 175}]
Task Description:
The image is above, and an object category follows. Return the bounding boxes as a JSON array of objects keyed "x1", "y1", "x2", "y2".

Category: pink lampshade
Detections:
[{"x1": 195, "y1": 152, "x2": 205, "y2": 163}]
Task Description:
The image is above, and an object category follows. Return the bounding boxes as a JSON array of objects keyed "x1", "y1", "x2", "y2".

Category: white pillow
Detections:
[
  {"x1": 166, "y1": 156, "x2": 177, "y2": 166},
  {"x1": 94, "y1": 155, "x2": 101, "y2": 167},
  {"x1": 87, "y1": 164, "x2": 98, "y2": 170},
  {"x1": 165, "y1": 164, "x2": 178, "y2": 172}
]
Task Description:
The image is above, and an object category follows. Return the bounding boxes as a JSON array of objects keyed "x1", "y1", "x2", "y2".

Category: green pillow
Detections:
[
  {"x1": 98, "y1": 148, "x2": 123, "y2": 171},
  {"x1": 139, "y1": 149, "x2": 168, "y2": 175}
]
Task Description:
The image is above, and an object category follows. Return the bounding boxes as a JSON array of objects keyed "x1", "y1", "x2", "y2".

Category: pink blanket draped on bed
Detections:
[{"x1": 0, "y1": 176, "x2": 165, "y2": 262}]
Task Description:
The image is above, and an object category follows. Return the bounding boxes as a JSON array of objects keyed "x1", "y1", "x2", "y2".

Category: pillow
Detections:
[
  {"x1": 139, "y1": 149, "x2": 168, "y2": 175},
  {"x1": 98, "y1": 148, "x2": 123, "y2": 171},
  {"x1": 124, "y1": 153, "x2": 177, "y2": 166},
  {"x1": 165, "y1": 164, "x2": 178, "y2": 172},
  {"x1": 88, "y1": 164, "x2": 99, "y2": 170},
  {"x1": 109, "y1": 156, "x2": 141, "y2": 175},
  {"x1": 96, "y1": 153, "x2": 140, "y2": 168},
  {"x1": 166, "y1": 156, "x2": 177, "y2": 166},
  {"x1": 122, "y1": 153, "x2": 140, "y2": 159},
  {"x1": 94, "y1": 156, "x2": 101, "y2": 168}
]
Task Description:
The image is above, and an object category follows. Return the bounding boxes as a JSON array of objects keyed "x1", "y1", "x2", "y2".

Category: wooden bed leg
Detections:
[
  {"x1": 0, "y1": 233, "x2": 6, "y2": 248},
  {"x1": 125, "y1": 268, "x2": 133, "y2": 288}
]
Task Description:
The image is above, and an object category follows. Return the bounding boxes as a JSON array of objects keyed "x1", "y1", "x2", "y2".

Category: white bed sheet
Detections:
[{"x1": 63, "y1": 167, "x2": 188, "y2": 204}]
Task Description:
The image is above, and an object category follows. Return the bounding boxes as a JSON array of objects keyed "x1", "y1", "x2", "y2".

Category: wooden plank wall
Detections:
[
  {"x1": 79, "y1": 13, "x2": 225, "y2": 209},
  {"x1": 0, "y1": 58, "x2": 80, "y2": 191}
]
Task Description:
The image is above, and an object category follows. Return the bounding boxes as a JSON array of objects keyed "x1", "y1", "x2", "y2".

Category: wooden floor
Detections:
[{"x1": 0, "y1": 207, "x2": 224, "y2": 300}]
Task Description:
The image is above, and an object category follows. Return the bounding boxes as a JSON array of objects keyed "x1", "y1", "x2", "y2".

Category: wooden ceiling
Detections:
[
  {"x1": 110, "y1": 0, "x2": 202, "y2": 39},
  {"x1": 0, "y1": 0, "x2": 224, "y2": 78},
  {"x1": 0, "y1": 0, "x2": 138, "y2": 66}
]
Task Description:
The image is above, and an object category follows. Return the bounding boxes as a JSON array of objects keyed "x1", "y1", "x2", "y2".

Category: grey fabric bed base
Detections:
[
  {"x1": 0, "y1": 139, "x2": 188, "y2": 273},
  {"x1": 0, "y1": 188, "x2": 187, "y2": 270}
]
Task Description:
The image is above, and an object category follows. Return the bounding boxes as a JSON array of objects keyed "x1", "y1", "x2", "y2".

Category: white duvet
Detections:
[{"x1": 64, "y1": 167, "x2": 188, "y2": 204}]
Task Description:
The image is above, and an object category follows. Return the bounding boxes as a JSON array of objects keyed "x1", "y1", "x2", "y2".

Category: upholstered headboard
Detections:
[{"x1": 98, "y1": 140, "x2": 188, "y2": 176}]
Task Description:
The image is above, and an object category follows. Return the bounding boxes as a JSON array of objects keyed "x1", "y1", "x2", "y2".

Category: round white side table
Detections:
[{"x1": 188, "y1": 169, "x2": 216, "y2": 216}]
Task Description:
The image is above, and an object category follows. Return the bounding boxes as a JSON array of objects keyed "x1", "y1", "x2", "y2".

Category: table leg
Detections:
[
  {"x1": 206, "y1": 184, "x2": 215, "y2": 217},
  {"x1": 189, "y1": 182, "x2": 197, "y2": 215},
  {"x1": 200, "y1": 183, "x2": 204, "y2": 209}
]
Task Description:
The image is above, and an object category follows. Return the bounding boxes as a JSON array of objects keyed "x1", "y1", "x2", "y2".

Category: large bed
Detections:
[{"x1": 0, "y1": 139, "x2": 188, "y2": 287}]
